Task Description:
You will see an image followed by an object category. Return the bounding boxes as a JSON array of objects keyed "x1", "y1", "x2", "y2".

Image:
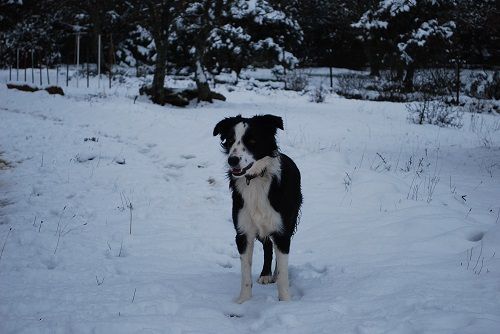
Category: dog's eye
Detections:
[{"x1": 247, "y1": 138, "x2": 257, "y2": 145}]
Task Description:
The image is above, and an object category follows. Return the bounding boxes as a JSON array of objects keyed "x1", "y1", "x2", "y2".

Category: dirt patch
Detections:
[{"x1": 6, "y1": 83, "x2": 64, "y2": 96}]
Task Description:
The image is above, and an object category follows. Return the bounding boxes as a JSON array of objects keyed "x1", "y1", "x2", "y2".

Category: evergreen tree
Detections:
[
  {"x1": 353, "y1": 0, "x2": 456, "y2": 88},
  {"x1": 1, "y1": 0, "x2": 66, "y2": 67},
  {"x1": 173, "y1": 0, "x2": 302, "y2": 101}
]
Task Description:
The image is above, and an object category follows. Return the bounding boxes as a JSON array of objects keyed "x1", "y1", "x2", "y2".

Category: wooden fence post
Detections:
[
  {"x1": 31, "y1": 50, "x2": 35, "y2": 84},
  {"x1": 16, "y1": 48, "x2": 19, "y2": 81}
]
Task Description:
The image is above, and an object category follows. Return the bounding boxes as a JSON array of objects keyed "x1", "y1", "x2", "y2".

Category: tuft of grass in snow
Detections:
[
  {"x1": 371, "y1": 152, "x2": 391, "y2": 172},
  {"x1": 469, "y1": 113, "x2": 500, "y2": 148},
  {"x1": 118, "y1": 191, "x2": 134, "y2": 235}
]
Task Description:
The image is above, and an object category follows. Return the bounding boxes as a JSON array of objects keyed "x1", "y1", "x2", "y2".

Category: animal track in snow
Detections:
[
  {"x1": 217, "y1": 261, "x2": 233, "y2": 269},
  {"x1": 164, "y1": 163, "x2": 186, "y2": 170},
  {"x1": 467, "y1": 231, "x2": 485, "y2": 242}
]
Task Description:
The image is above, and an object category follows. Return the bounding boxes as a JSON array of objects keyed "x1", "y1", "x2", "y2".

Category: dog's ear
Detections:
[
  {"x1": 213, "y1": 115, "x2": 242, "y2": 137},
  {"x1": 253, "y1": 114, "x2": 284, "y2": 131}
]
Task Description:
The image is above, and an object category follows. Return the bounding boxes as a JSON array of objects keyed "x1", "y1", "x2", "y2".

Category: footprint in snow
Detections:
[
  {"x1": 41, "y1": 256, "x2": 58, "y2": 270},
  {"x1": 138, "y1": 143, "x2": 157, "y2": 154},
  {"x1": 288, "y1": 263, "x2": 329, "y2": 300},
  {"x1": 290, "y1": 263, "x2": 328, "y2": 280},
  {"x1": 75, "y1": 153, "x2": 97, "y2": 163},
  {"x1": 467, "y1": 231, "x2": 485, "y2": 242},
  {"x1": 217, "y1": 261, "x2": 233, "y2": 269},
  {"x1": 164, "y1": 163, "x2": 186, "y2": 170}
]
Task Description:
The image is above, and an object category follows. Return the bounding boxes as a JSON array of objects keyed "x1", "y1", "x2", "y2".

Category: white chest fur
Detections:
[{"x1": 235, "y1": 174, "x2": 283, "y2": 239}]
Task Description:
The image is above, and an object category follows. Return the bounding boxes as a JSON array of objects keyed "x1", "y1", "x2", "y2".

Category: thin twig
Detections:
[
  {"x1": 376, "y1": 152, "x2": 387, "y2": 165},
  {"x1": 467, "y1": 247, "x2": 472, "y2": 270},
  {"x1": 118, "y1": 239, "x2": 124, "y2": 257},
  {"x1": 472, "y1": 242, "x2": 483, "y2": 272},
  {"x1": 132, "y1": 288, "x2": 137, "y2": 303},
  {"x1": 128, "y1": 202, "x2": 133, "y2": 235},
  {"x1": 476, "y1": 258, "x2": 484, "y2": 275},
  {"x1": 0, "y1": 227, "x2": 13, "y2": 264},
  {"x1": 54, "y1": 205, "x2": 67, "y2": 236}
]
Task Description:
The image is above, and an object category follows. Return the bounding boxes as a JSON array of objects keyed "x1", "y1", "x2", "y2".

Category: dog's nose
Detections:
[{"x1": 228, "y1": 156, "x2": 240, "y2": 167}]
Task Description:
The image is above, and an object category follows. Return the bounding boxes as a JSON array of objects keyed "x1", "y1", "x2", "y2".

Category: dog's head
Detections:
[{"x1": 213, "y1": 114, "x2": 283, "y2": 177}]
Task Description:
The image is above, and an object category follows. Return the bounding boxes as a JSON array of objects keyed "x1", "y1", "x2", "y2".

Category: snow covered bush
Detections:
[
  {"x1": 309, "y1": 85, "x2": 327, "y2": 103},
  {"x1": 406, "y1": 98, "x2": 463, "y2": 128},
  {"x1": 465, "y1": 71, "x2": 500, "y2": 100},
  {"x1": 335, "y1": 73, "x2": 366, "y2": 99}
]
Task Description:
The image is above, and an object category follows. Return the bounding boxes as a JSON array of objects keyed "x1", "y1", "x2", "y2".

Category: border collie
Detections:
[{"x1": 213, "y1": 114, "x2": 302, "y2": 303}]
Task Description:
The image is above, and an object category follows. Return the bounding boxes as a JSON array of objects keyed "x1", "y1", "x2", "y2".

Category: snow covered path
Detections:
[{"x1": 1, "y1": 83, "x2": 499, "y2": 333}]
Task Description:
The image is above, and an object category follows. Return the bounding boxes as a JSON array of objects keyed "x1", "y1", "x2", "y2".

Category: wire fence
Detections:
[{"x1": 6, "y1": 33, "x2": 115, "y2": 89}]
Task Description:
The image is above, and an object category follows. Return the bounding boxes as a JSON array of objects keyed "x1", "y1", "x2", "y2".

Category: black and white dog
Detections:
[{"x1": 213, "y1": 114, "x2": 302, "y2": 303}]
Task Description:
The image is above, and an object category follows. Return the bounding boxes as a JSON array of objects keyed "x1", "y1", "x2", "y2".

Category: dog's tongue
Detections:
[{"x1": 232, "y1": 168, "x2": 242, "y2": 174}]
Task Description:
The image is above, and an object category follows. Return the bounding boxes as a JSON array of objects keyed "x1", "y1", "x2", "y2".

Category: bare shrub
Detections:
[
  {"x1": 406, "y1": 97, "x2": 463, "y2": 128},
  {"x1": 336, "y1": 72, "x2": 408, "y2": 102},
  {"x1": 465, "y1": 98, "x2": 498, "y2": 114},
  {"x1": 335, "y1": 73, "x2": 367, "y2": 98},
  {"x1": 276, "y1": 69, "x2": 309, "y2": 91},
  {"x1": 469, "y1": 113, "x2": 500, "y2": 148},
  {"x1": 414, "y1": 68, "x2": 455, "y2": 96}
]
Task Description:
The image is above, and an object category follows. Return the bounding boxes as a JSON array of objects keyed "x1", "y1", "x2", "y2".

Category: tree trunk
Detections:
[
  {"x1": 455, "y1": 60, "x2": 460, "y2": 105},
  {"x1": 367, "y1": 38, "x2": 380, "y2": 77},
  {"x1": 87, "y1": 4, "x2": 108, "y2": 74},
  {"x1": 403, "y1": 63, "x2": 415, "y2": 91},
  {"x1": 195, "y1": 60, "x2": 212, "y2": 102},
  {"x1": 151, "y1": 42, "x2": 167, "y2": 105}
]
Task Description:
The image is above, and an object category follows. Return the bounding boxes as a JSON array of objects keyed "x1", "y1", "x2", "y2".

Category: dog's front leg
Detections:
[
  {"x1": 245, "y1": 156, "x2": 273, "y2": 178},
  {"x1": 273, "y1": 237, "x2": 291, "y2": 301},
  {"x1": 235, "y1": 233, "x2": 254, "y2": 304}
]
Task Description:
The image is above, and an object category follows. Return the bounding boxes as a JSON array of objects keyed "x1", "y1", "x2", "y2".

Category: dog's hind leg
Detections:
[
  {"x1": 235, "y1": 233, "x2": 254, "y2": 304},
  {"x1": 257, "y1": 238, "x2": 275, "y2": 284}
]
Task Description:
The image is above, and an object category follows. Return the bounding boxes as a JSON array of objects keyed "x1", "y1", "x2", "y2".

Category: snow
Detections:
[{"x1": 1, "y1": 70, "x2": 500, "y2": 333}]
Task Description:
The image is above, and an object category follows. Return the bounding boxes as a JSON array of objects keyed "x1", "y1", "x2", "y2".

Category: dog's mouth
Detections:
[{"x1": 231, "y1": 163, "x2": 253, "y2": 177}]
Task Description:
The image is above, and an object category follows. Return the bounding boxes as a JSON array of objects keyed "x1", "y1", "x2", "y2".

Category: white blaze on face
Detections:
[{"x1": 229, "y1": 122, "x2": 255, "y2": 170}]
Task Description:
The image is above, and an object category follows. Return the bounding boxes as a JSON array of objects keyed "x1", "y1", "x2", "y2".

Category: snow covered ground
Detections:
[{"x1": 1, "y1": 71, "x2": 499, "y2": 333}]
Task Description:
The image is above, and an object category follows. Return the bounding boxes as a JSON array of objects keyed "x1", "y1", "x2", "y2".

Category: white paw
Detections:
[
  {"x1": 235, "y1": 293, "x2": 252, "y2": 304},
  {"x1": 278, "y1": 292, "x2": 291, "y2": 302},
  {"x1": 246, "y1": 156, "x2": 272, "y2": 176},
  {"x1": 257, "y1": 275, "x2": 276, "y2": 284}
]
